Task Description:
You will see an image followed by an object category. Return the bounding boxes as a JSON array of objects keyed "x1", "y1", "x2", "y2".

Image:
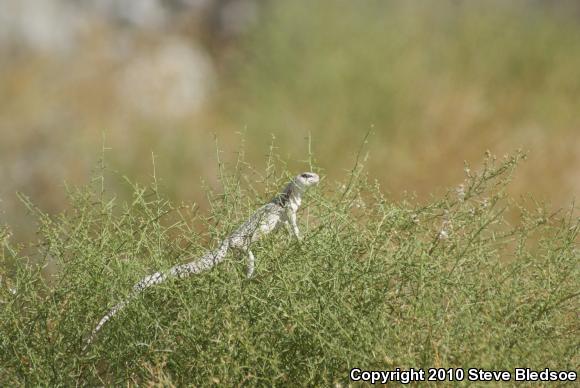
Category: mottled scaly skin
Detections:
[{"x1": 83, "y1": 172, "x2": 319, "y2": 350}]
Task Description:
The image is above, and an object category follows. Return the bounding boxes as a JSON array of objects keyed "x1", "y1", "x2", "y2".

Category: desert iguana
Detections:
[{"x1": 83, "y1": 172, "x2": 319, "y2": 350}]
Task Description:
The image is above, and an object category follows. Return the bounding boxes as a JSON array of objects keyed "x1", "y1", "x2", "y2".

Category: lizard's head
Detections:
[{"x1": 295, "y1": 172, "x2": 320, "y2": 190}]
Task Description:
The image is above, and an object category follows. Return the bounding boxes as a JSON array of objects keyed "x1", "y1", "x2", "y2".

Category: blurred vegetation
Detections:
[
  {"x1": 0, "y1": 0, "x2": 579, "y2": 241},
  {"x1": 217, "y1": 0, "x2": 580, "y2": 197},
  {"x1": 0, "y1": 151, "x2": 578, "y2": 385}
]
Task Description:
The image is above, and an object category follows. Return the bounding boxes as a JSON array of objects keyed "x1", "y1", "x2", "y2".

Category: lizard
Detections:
[{"x1": 83, "y1": 172, "x2": 319, "y2": 350}]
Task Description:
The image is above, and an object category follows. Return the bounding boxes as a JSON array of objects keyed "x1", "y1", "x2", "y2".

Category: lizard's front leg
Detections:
[{"x1": 286, "y1": 208, "x2": 301, "y2": 240}]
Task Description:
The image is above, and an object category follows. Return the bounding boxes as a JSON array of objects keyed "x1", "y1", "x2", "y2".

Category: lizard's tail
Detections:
[
  {"x1": 82, "y1": 240, "x2": 230, "y2": 351},
  {"x1": 82, "y1": 296, "x2": 133, "y2": 352},
  {"x1": 167, "y1": 239, "x2": 230, "y2": 279}
]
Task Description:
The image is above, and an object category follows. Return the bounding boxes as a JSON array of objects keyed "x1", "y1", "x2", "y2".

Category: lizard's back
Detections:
[{"x1": 228, "y1": 203, "x2": 284, "y2": 249}]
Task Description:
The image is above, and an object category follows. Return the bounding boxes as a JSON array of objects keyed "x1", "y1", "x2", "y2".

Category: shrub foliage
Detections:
[{"x1": 0, "y1": 151, "x2": 578, "y2": 385}]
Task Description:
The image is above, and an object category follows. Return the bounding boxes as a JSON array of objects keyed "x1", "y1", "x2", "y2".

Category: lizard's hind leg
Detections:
[{"x1": 246, "y1": 250, "x2": 256, "y2": 278}]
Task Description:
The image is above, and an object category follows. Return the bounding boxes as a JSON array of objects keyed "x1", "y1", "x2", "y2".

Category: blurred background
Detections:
[{"x1": 1, "y1": 0, "x2": 579, "y2": 240}]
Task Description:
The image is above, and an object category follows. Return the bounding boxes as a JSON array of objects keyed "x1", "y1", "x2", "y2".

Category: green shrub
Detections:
[{"x1": 0, "y1": 151, "x2": 577, "y2": 386}]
